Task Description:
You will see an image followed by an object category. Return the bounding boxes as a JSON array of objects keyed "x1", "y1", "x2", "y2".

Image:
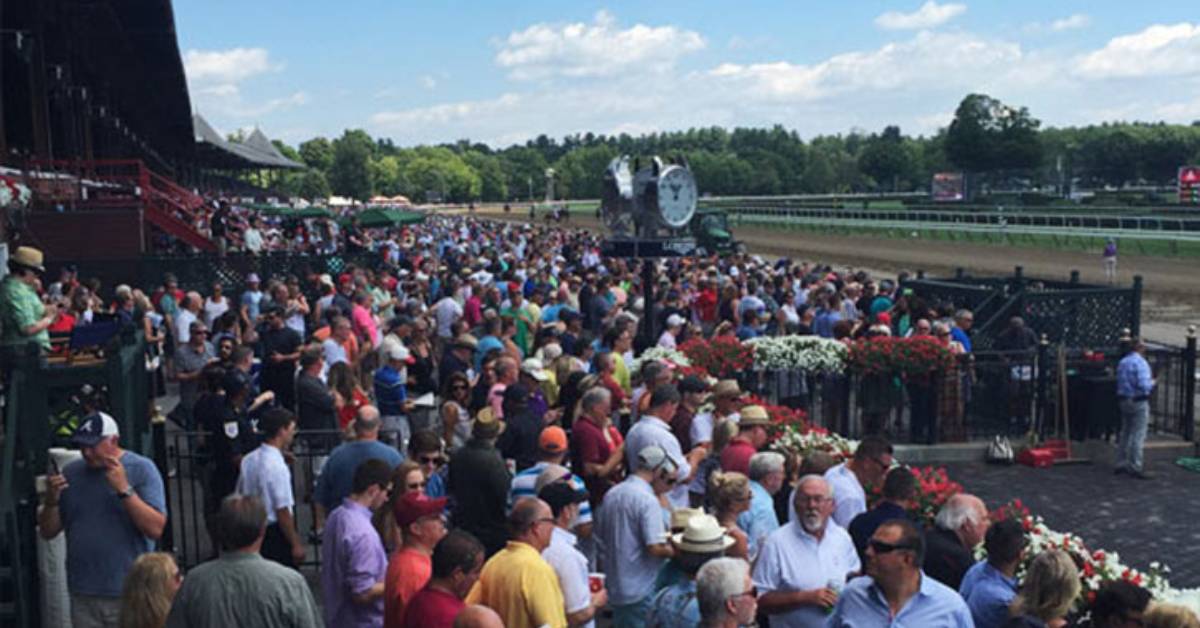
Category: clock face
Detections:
[{"x1": 657, "y1": 165, "x2": 697, "y2": 228}]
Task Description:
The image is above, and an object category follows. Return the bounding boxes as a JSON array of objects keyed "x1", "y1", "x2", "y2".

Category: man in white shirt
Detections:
[
  {"x1": 433, "y1": 290, "x2": 463, "y2": 340},
  {"x1": 243, "y1": 219, "x2": 265, "y2": 254},
  {"x1": 236, "y1": 408, "x2": 306, "y2": 568},
  {"x1": 539, "y1": 483, "x2": 606, "y2": 628},
  {"x1": 596, "y1": 446, "x2": 678, "y2": 628},
  {"x1": 174, "y1": 292, "x2": 202, "y2": 345},
  {"x1": 754, "y1": 475, "x2": 861, "y2": 627},
  {"x1": 624, "y1": 385, "x2": 706, "y2": 509},
  {"x1": 788, "y1": 435, "x2": 893, "y2": 528},
  {"x1": 657, "y1": 314, "x2": 685, "y2": 349},
  {"x1": 690, "y1": 380, "x2": 742, "y2": 448}
]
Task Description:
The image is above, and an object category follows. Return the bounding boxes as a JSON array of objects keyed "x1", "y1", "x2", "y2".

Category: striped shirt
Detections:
[{"x1": 507, "y1": 461, "x2": 593, "y2": 526}]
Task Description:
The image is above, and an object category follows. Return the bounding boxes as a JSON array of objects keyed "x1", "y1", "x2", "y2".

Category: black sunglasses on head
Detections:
[{"x1": 869, "y1": 539, "x2": 917, "y2": 554}]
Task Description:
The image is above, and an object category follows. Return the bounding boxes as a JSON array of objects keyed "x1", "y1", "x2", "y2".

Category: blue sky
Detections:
[{"x1": 175, "y1": 1, "x2": 1200, "y2": 148}]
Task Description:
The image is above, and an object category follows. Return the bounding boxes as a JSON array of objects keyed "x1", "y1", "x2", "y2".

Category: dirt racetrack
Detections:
[{"x1": 476, "y1": 207, "x2": 1200, "y2": 343}]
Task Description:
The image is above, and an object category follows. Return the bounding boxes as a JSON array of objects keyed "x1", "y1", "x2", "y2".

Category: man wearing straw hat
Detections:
[
  {"x1": 648, "y1": 513, "x2": 736, "y2": 628},
  {"x1": 1, "y1": 245, "x2": 55, "y2": 355}
]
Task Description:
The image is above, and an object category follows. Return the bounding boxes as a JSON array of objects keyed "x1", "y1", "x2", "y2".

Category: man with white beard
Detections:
[{"x1": 752, "y1": 475, "x2": 860, "y2": 628}]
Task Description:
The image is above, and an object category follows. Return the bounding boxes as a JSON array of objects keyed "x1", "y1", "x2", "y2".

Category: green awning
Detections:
[{"x1": 347, "y1": 208, "x2": 426, "y2": 228}]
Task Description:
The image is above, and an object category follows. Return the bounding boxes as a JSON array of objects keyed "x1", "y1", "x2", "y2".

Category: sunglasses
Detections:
[
  {"x1": 419, "y1": 455, "x2": 443, "y2": 466},
  {"x1": 869, "y1": 539, "x2": 917, "y2": 554}
]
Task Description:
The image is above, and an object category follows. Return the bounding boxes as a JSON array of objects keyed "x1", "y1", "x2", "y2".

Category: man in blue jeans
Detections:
[{"x1": 1115, "y1": 338, "x2": 1154, "y2": 480}]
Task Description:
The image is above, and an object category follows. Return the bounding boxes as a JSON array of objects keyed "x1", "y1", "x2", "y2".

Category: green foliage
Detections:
[
  {"x1": 946, "y1": 93, "x2": 1043, "y2": 173},
  {"x1": 258, "y1": 93, "x2": 1200, "y2": 202},
  {"x1": 329, "y1": 130, "x2": 374, "y2": 200},
  {"x1": 298, "y1": 137, "x2": 334, "y2": 171}
]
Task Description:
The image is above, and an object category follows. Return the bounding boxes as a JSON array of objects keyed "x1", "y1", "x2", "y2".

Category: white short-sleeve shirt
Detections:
[
  {"x1": 543, "y1": 527, "x2": 593, "y2": 628},
  {"x1": 690, "y1": 410, "x2": 740, "y2": 447},
  {"x1": 236, "y1": 444, "x2": 294, "y2": 523},
  {"x1": 752, "y1": 521, "x2": 861, "y2": 628}
]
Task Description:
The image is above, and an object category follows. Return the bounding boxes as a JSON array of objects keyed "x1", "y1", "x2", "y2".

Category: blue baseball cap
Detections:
[{"x1": 71, "y1": 412, "x2": 120, "y2": 448}]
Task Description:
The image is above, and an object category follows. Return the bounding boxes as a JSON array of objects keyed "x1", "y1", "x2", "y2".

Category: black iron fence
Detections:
[
  {"x1": 903, "y1": 267, "x2": 1142, "y2": 351},
  {"x1": 750, "y1": 338, "x2": 1196, "y2": 445},
  {"x1": 153, "y1": 427, "x2": 402, "y2": 571}
]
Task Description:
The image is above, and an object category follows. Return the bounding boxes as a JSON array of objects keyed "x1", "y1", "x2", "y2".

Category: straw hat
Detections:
[
  {"x1": 670, "y1": 514, "x2": 735, "y2": 554},
  {"x1": 670, "y1": 507, "x2": 705, "y2": 533},
  {"x1": 713, "y1": 380, "x2": 741, "y2": 398},
  {"x1": 739, "y1": 405, "x2": 771, "y2": 427},
  {"x1": 10, "y1": 246, "x2": 45, "y2": 272}
]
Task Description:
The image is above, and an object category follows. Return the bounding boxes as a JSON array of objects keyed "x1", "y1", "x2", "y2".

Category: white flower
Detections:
[
  {"x1": 746, "y1": 335, "x2": 849, "y2": 372},
  {"x1": 631, "y1": 346, "x2": 690, "y2": 374}
]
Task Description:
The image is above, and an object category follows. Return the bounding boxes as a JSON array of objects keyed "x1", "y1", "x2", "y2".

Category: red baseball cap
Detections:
[{"x1": 393, "y1": 492, "x2": 447, "y2": 527}]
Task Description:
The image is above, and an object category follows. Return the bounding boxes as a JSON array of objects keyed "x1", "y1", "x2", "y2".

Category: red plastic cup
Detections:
[{"x1": 588, "y1": 573, "x2": 606, "y2": 593}]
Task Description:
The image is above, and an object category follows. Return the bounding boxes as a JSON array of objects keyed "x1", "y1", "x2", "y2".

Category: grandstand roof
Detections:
[{"x1": 193, "y1": 114, "x2": 304, "y2": 170}]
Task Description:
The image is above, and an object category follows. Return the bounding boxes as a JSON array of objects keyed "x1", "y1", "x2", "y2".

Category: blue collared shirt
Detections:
[
  {"x1": 959, "y1": 562, "x2": 1018, "y2": 628},
  {"x1": 1116, "y1": 351, "x2": 1153, "y2": 398},
  {"x1": 826, "y1": 572, "x2": 975, "y2": 627},
  {"x1": 738, "y1": 480, "x2": 780, "y2": 560}
]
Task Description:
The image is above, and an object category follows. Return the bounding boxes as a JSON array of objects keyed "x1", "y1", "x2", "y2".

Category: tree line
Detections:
[{"x1": 263, "y1": 94, "x2": 1200, "y2": 203}]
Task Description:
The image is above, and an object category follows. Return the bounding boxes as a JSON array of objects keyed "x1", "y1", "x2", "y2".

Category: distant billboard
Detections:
[
  {"x1": 931, "y1": 172, "x2": 966, "y2": 202},
  {"x1": 1179, "y1": 166, "x2": 1200, "y2": 205}
]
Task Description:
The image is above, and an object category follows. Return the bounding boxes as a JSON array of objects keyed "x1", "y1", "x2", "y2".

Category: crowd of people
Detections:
[{"x1": 0, "y1": 212, "x2": 1185, "y2": 627}]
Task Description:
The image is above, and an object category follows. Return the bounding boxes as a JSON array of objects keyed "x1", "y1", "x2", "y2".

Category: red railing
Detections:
[{"x1": 23, "y1": 159, "x2": 216, "y2": 252}]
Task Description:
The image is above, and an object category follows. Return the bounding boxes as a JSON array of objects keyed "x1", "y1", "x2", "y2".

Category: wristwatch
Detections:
[{"x1": 117, "y1": 486, "x2": 136, "y2": 500}]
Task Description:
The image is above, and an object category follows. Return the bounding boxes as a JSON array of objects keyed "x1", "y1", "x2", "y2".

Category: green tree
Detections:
[
  {"x1": 462, "y1": 151, "x2": 509, "y2": 201},
  {"x1": 552, "y1": 144, "x2": 618, "y2": 199},
  {"x1": 369, "y1": 155, "x2": 409, "y2": 196},
  {"x1": 329, "y1": 130, "x2": 375, "y2": 200},
  {"x1": 296, "y1": 170, "x2": 332, "y2": 200},
  {"x1": 298, "y1": 137, "x2": 334, "y2": 171},
  {"x1": 946, "y1": 93, "x2": 1043, "y2": 173},
  {"x1": 858, "y1": 126, "x2": 916, "y2": 191}
]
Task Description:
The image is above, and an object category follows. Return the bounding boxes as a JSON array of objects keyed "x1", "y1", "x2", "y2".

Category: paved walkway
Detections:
[{"x1": 945, "y1": 446, "x2": 1200, "y2": 588}]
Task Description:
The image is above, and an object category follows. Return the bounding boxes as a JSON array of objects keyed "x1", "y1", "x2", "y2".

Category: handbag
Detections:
[{"x1": 986, "y1": 435, "x2": 1014, "y2": 464}]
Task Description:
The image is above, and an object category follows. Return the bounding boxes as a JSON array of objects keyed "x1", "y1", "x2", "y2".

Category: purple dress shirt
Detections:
[{"x1": 321, "y1": 499, "x2": 388, "y2": 628}]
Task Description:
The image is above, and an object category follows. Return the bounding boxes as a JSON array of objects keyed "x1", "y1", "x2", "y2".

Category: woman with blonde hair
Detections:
[
  {"x1": 1145, "y1": 603, "x2": 1200, "y2": 628},
  {"x1": 1006, "y1": 549, "x2": 1080, "y2": 628},
  {"x1": 118, "y1": 552, "x2": 181, "y2": 628},
  {"x1": 708, "y1": 470, "x2": 752, "y2": 559}
]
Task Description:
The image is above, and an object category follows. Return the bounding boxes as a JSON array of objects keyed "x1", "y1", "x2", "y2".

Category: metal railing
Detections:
[
  {"x1": 750, "y1": 338, "x2": 1196, "y2": 445},
  {"x1": 155, "y1": 428, "x2": 402, "y2": 571}
]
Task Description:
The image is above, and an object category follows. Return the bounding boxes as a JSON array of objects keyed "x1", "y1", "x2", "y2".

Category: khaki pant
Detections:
[{"x1": 71, "y1": 593, "x2": 120, "y2": 628}]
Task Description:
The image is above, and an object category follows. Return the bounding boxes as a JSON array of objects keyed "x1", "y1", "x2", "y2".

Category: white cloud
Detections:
[
  {"x1": 874, "y1": 1, "x2": 966, "y2": 31},
  {"x1": 494, "y1": 10, "x2": 705, "y2": 80},
  {"x1": 362, "y1": 18, "x2": 1200, "y2": 148},
  {"x1": 709, "y1": 31, "x2": 1021, "y2": 101},
  {"x1": 183, "y1": 48, "x2": 280, "y2": 84},
  {"x1": 420, "y1": 75, "x2": 437, "y2": 90},
  {"x1": 1076, "y1": 23, "x2": 1200, "y2": 79},
  {"x1": 184, "y1": 46, "x2": 308, "y2": 121},
  {"x1": 1051, "y1": 14, "x2": 1090, "y2": 32}
]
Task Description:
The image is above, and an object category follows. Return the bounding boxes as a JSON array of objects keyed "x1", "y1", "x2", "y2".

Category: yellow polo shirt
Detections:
[{"x1": 465, "y1": 541, "x2": 567, "y2": 628}]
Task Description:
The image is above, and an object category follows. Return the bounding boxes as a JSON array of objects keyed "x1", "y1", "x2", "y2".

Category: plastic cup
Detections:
[{"x1": 588, "y1": 573, "x2": 606, "y2": 593}]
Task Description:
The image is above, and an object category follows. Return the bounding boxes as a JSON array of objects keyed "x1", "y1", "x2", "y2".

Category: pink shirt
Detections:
[{"x1": 351, "y1": 304, "x2": 380, "y2": 347}]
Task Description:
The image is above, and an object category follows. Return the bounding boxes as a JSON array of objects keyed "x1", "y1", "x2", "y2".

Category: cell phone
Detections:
[{"x1": 48, "y1": 455, "x2": 60, "y2": 476}]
